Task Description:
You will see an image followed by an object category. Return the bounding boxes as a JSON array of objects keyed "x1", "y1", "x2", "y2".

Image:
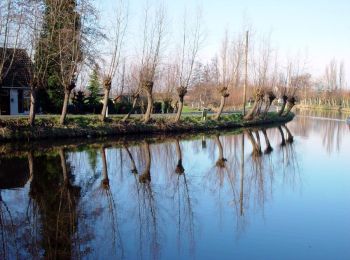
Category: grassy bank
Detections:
[{"x1": 0, "y1": 112, "x2": 294, "y2": 142}]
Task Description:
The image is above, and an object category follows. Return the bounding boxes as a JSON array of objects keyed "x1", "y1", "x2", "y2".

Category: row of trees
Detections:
[
  {"x1": 298, "y1": 60, "x2": 350, "y2": 108},
  {"x1": 1, "y1": 0, "x2": 347, "y2": 126}
]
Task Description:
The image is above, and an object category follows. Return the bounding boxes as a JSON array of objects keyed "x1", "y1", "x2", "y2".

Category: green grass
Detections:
[
  {"x1": 0, "y1": 112, "x2": 294, "y2": 141},
  {"x1": 182, "y1": 106, "x2": 200, "y2": 113}
]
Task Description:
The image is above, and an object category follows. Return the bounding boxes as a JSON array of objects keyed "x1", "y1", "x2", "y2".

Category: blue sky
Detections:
[{"x1": 97, "y1": 0, "x2": 350, "y2": 81}]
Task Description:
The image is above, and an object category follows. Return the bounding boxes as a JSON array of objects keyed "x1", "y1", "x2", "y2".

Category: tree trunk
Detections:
[
  {"x1": 244, "y1": 89, "x2": 264, "y2": 120},
  {"x1": 246, "y1": 130, "x2": 262, "y2": 157},
  {"x1": 215, "y1": 87, "x2": 229, "y2": 120},
  {"x1": 27, "y1": 150, "x2": 34, "y2": 182},
  {"x1": 101, "y1": 147, "x2": 109, "y2": 188},
  {"x1": 278, "y1": 96, "x2": 288, "y2": 116},
  {"x1": 175, "y1": 97, "x2": 184, "y2": 123},
  {"x1": 175, "y1": 139, "x2": 184, "y2": 174},
  {"x1": 254, "y1": 131, "x2": 261, "y2": 151},
  {"x1": 100, "y1": 88, "x2": 110, "y2": 122},
  {"x1": 277, "y1": 126, "x2": 286, "y2": 146},
  {"x1": 142, "y1": 81, "x2": 154, "y2": 123},
  {"x1": 215, "y1": 96, "x2": 226, "y2": 120},
  {"x1": 254, "y1": 99, "x2": 264, "y2": 117},
  {"x1": 215, "y1": 135, "x2": 226, "y2": 168},
  {"x1": 124, "y1": 145, "x2": 138, "y2": 174},
  {"x1": 262, "y1": 92, "x2": 276, "y2": 118},
  {"x1": 174, "y1": 86, "x2": 187, "y2": 123},
  {"x1": 60, "y1": 90, "x2": 71, "y2": 125},
  {"x1": 283, "y1": 97, "x2": 296, "y2": 116},
  {"x1": 282, "y1": 125, "x2": 294, "y2": 143},
  {"x1": 262, "y1": 129, "x2": 273, "y2": 154},
  {"x1": 59, "y1": 148, "x2": 68, "y2": 184},
  {"x1": 28, "y1": 88, "x2": 36, "y2": 126},
  {"x1": 123, "y1": 94, "x2": 139, "y2": 122},
  {"x1": 139, "y1": 142, "x2": 151, "y2": 183},
  {"x1": 283, "y1": 103, "x2": 294, "y2": 116},
  {"x1": 143, "y1": 90, "x2": 153, "y2": 123},
  {"x1": 244, "y1": 99, "x2": 259, "y2": 120}
]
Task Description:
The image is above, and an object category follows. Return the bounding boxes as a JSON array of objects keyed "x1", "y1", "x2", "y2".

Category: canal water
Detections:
[{"x1": 0, "y1": 113, "x2": 349, "y2": 259}]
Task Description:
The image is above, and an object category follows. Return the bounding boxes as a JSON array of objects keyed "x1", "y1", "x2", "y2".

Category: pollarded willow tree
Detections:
[
  {"x1": 278, "y1": 56, "x2": 305, "y2": 116},
  {"x1": 23, "y1": 1, "x2": 51, "y2": 126},
  {"x1": 57, "y1": 0, "x2": 83, "y2": 125},
  {"x1": 99, "y1": 0, "x2": 128, "y2": 122},
  {"x1": 174, "y1": 10, "x2": 203, "y2": 123},
  {"x1": 138, "y1": 3, "x2": 166, "y2": 123},
  {"x1": 244, "y1": 33, "x2": 276, "y2": 120},
  {"x1": 277, "y1": 63, "x2": 292, "y2": 116},
  {"x1": 122, "y1": 64, "x2": 142, "y2": 121},
  {"x1": 215, "y1": 31, "x2": 231, "y2": 120}
]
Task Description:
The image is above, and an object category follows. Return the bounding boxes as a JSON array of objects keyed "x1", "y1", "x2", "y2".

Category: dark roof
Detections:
[{"x1": 0, "y1": 48, "x2": 32, "y2": 88}]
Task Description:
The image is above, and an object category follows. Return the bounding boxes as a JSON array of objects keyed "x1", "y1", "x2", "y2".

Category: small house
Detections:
[{"x1": 0, "y1": 48, "x2": 31, "y2": 115}]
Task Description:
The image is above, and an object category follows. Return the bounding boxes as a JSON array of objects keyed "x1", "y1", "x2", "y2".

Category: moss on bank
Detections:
[{"x1": 0, "y1": 112, "x2": 294, "y2": 142}]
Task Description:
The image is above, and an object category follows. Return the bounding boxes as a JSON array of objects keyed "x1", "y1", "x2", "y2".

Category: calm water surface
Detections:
[{"x1": 0, "y1": 113, "x2": 350, "y2": 259}]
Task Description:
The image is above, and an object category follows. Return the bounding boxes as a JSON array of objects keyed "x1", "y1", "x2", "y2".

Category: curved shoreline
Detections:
[{"x1": 0, "y1": 113, "x2": 294, "y2": 142}]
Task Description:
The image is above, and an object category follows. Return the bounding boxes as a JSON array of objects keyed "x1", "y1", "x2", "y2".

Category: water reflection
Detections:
[
  {"x1": 293, "y1": 110, "x2": 349, "y2": 153},
  {"x1": 0, "y1": 117, "x2": 349, "y2": 259},
  {"x1": 29, "y1": 150, "x2": 81, "y2": 259}
]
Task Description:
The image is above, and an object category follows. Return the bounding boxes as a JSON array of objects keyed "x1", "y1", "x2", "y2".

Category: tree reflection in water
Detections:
[
  {"x1": 99, "y1": 145, "x2": 124, "y2": 258},
  {"x1": 136, "y1": 141, "x2": 160, "y2": 259},
  {"x1": 172, "y1": 138, "x2": 195, "y2": 256},
  {"x1": 29, "y1": 148, "x2": 81, "y2": 259},
  {"x1": 0, "y1": 123, "x2": 303, "y2": 259},
  {"x1": 291, "y1": 110, "x2": 348, "y2": 153}
]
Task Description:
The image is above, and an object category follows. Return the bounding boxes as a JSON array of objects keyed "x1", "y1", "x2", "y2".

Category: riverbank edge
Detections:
[
  {"x1": 0, "y1": 112, "x2": 294, "y2": 142},
  {"x1": 296, "y1": 105, "x2": 350, "y2": 113}
]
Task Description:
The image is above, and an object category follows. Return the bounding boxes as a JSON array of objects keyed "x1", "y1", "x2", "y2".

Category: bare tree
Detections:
[
  {"x1": 277, "y1": 63, "x2": 292, "y2": 116},
  {"x1": 0, "y1": 0, "x2": 25, "y2": 90},
  {"x1": 244, "y1": 33, "x2": 274, "y2": 120},
  {"x1": 47, "y1": 0, "x2": 98, "y2": 125},
  {"x1": 215, "y1": 31, "x2": 230, "y2": 120},
  {"x1": 100, "y1": 0, "x2": 128, "y2": 122},
  {"x1": 174, "y1": 9, "x2": 203, "y2": 122},
  {"x1": 122, "y1": 64, "x2": 142, "y2": 121},
  {"x1": 139, "y1": 141, "x2": 151, "y2": 183},
  {"x1": 55, "y1": 0, "x2": 83, "y2": 125},
  {"x1": 23, "y1": 1, "x2": 50, "y2": 126},
  {"x1": 138, "y1": 3, "x2": 166, "y2": 123},
  {"x1": 215, "y1": 135, "x2": 227, "y2": 168},
  {"x1": 262, "y1": 90, "x2": 276, "y2": 118},
  {"x1": 174, "y1": 138, "x2": 185, "y2": 174},
  {"x1": 245, "y1": 129, "x2": 262, "y2": 157},
  {"x1": 261, "y1": 129, "x2": 273, "y2": 154},
  {"x1": 262, "y1": 54, "x2": 280, "y2": 116},
  {"x1": 244, "y1": 88, "x2": 264, "y2": 120}
]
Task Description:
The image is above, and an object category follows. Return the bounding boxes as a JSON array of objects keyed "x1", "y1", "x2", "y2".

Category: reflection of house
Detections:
[
  {"x1": 0, "y1": 48, "x2": 31, "y2": 115},
  {"x1": 0, "y1": 157, "x2": 30, "y2": 189}
]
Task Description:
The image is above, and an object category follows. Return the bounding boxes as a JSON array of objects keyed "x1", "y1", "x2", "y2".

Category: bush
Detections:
[
  {"x1": 115, "y1": 102, "x2": 132, "y2": 114},
  {"x1": 153, "y1": 102, "x2": 162, "y2": 114}
]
